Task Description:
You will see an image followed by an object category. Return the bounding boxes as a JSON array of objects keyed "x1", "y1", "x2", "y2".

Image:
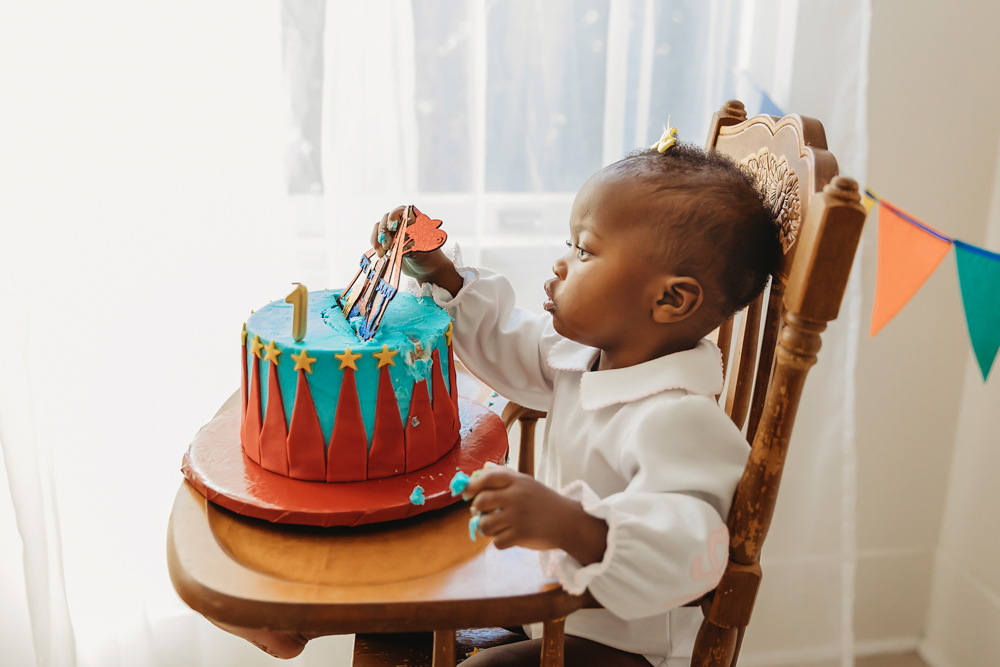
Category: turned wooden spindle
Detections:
[{"x1": 502, "y1": 403, "x2": 546, "y2": 478}]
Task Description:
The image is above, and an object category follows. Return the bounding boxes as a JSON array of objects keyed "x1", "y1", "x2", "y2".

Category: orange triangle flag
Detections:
[{"x1": 871, "y1": 202, "x2": 952, "y2": 336}]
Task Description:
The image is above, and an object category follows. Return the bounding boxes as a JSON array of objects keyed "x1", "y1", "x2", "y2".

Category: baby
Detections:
[{"x1": 370, "y1": 142, "x2": 782, "y2": 667}]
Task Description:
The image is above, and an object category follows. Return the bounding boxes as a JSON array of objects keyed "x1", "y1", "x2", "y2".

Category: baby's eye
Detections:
[{"x1": 566, "y1": 238, "x2": 590, "y2": 259}]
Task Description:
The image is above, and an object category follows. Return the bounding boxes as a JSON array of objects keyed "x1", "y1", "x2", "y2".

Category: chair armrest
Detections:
[
  {"x1": 501, "y1": 402, "x2": 547, "y2": 431},
  {"x1": 501, "y1": 402, "x2": 547, "y2": 478}
]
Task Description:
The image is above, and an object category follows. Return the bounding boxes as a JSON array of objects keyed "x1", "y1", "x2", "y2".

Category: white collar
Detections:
[{"x1": 547, "y1": 338, "x2": 724, "y2": 411}]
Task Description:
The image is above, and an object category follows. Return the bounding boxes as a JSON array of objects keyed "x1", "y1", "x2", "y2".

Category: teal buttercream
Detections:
[
  {"x1": 468, "y1": 514, "x2": 481, "y2": 541},
  {"x1": 245, "y1": 290, "x2": 453, "y2": 448},
  {"x1": 449, "y1": 471, "x2": 471, "y2": 497}
]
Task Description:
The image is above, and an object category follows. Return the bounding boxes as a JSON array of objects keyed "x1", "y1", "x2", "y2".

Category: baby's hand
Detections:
[
  {"x1": 465, "y1": 467, "x2": 609, "y2": 564},
  {"x1": 370, "y1": 206, "x2": 464, "y2": 296}
]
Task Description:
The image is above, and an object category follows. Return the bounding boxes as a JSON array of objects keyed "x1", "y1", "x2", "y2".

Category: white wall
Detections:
[
  {"x1": 918, "y1": 128, "x2": 1000, "y2": 667},
  {"x1": 855, "y1": 0, "x2": 1000, "y2": 657}
]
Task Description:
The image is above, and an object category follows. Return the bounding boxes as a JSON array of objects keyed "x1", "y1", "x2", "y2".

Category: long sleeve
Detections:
[
  {"x1": 541, "y1": 393, "x2": 749, "y2": 621},
  {"x1": 431, "y1": 267, "x2": 563, "y2": 411}
]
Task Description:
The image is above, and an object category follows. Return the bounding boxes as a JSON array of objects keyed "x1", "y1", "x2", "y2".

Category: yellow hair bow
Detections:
[{"x1": 650, "y1": 121, "x2": 678, "y2": 153}]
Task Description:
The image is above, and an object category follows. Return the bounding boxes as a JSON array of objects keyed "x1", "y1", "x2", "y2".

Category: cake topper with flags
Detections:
[{"x1": 338, "y1": 205, "x2": 448, "y2": 340}]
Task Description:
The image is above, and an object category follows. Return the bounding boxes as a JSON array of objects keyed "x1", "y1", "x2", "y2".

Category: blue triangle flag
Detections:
[
  {"x1": 954, "y1": 240, "x2": 1000, "y2": 381},
  {"x1": 759, "y1": 90, "x2": 785, "y2": 117}
]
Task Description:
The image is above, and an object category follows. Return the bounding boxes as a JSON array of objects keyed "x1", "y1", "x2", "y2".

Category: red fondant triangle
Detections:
[
  {"x1": 432, "y1": 349, "x2": 459, "y2": 458},
  {"x1": 448, "y1": 344, "x2": 458, "y2": 400},
  {"x1": 287, "y1": 370, "x2": 327, "y2": 481},
  {"x1": 240, "y1": 344, "x2": 248, "y2": 447},
  {"x1": 448, "y1": 345, "x2": 461, "y2": 436},
  {"x1": 243, "y1": 355, "x2": 262, "y2": 465},
  {"x1": 327, "y1": 368, "x2": 369, "y2": 482},
  {"x1": 367, "y1": 366, "x2": 406, "y2": 479},
  {"x1": 259, "y1": 363, "x2": 289, "y2": 475},
  {"x1": 404, "y1": 380, "x2": 437, "y2": 472}
]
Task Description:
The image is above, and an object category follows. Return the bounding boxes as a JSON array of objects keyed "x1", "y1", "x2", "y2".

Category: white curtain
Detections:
[{"x1": 0, "y1": 2, "x2": 867, "y2": 666}]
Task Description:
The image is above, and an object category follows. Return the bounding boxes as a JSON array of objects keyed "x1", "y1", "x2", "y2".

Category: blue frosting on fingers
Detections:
[
  {"x1": 468, "y1": 514, "x2": 482, "y2": 541},
  {"x1": 449, "y1": 471, "x2": 471, "y2": 497}
]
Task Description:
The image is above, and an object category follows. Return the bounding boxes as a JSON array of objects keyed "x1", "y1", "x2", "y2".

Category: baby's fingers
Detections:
[
  {"x1": 470, "y1": 488, "x2": 507, "y2": 515},
  {"x1": 371, "y1": 215, "x2": 389, "y2": 257},
  {"x1": 372, "y1": 206, "x2": 410, "y2": 257},
  {"x1": 463, "y1": 466, "x2": 516, "y2": 499},
  {"x1": 476, "y1": 508, "x2": 511, "y2": 538}
]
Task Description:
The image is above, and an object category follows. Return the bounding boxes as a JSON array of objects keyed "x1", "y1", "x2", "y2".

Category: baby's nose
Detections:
[{"x1": 552, "y1": 257, "x2": 567, "y2": 279}]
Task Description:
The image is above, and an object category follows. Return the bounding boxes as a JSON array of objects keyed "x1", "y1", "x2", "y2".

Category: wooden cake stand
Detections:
[{"x1": 168, "y1": 399, "x2": 586, "y2": 666}]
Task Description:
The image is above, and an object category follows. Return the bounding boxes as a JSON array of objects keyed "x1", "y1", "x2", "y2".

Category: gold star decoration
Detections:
[
  {"x1": 373, "y1": 344, "x2": 398, "y2": 369},
  {"x1": 241, "y1": 322, "x2": 247, "y2": 345},
  {"x1": 250, "y1": 334, "x2": 265, "y2": 359},
  {"x1": 263, "y1": 339, "x2": 282, "y2": 365},
  {"x1": 335, "y1": 347, "x2": 362, "y2": 371},
  {"x1": 291, "y1": 349, "x2": 317, "y2": 373},
  {"x1": 445, "y1": 321, "x2": 453, "y2": 346}
]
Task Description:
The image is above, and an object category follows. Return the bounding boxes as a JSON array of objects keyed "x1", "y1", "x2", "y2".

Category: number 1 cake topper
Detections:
[{"x1": 338, "y1": 205, "x2": 447, "y2": 341}]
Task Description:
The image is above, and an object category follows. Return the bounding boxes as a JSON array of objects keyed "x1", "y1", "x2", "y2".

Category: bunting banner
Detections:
[
  {"x1": 867, "y1": 191, "x2": 1000, "y2": 382},
  {"x1": 747, "y1": 82, "x2": 1000, "y2": 381},
  {"x1": 870, "y1": 201, "x2": 952, "y2": 337},
  {"x1": 954, "y1": 241, "x2": 1000, "y2": 380}
]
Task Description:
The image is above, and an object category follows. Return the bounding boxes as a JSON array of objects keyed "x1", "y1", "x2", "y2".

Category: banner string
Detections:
[{"x1": 864, "y1": 189, "x2": 953, "y2": 244}]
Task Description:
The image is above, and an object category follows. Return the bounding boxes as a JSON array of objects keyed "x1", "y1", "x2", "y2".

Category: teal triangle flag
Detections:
[{"x1": 954, "y1": 240, "x2": 1000, "y2": 381}]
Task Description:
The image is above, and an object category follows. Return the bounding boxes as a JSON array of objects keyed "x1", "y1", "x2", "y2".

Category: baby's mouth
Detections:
[{"x1": 543, "y1": 282, "x2": 556, "y2": 312}]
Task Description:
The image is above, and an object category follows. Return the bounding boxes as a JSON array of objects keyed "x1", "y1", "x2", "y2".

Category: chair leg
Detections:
[
  {"x1": 540, "y1": 617, "x2": 565, "y2": 667},
  {"x1": 432, "y1": 629, "x2": 456, "y2": 667},
  {"x1": 691, "y1": 619, "x2": 739, "y2": 667},
  {"x1": 729, "y1": 626, "x2": 746, "y2": 667}
]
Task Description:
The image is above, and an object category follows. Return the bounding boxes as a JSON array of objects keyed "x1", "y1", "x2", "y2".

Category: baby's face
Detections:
[{"x1": 544, "y1": 170, "x2": 665, "y2": 351}]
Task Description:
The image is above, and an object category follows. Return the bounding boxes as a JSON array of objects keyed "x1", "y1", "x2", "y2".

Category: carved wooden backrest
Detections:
[
  {"x1": 693, "y1": 101, "x2": 866, "y2": 666},
  {"x1": 708, "y1": 100, "x2": 840, "y2": 442}
]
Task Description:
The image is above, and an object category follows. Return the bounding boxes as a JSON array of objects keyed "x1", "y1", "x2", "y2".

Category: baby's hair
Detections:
[{"x1": 617, "y1": 142, "x2": 783, "y2": 324}]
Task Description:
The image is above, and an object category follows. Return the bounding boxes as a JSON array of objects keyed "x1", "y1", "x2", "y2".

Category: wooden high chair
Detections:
[{"x1": 495, "y1": 100, "x2": 867, "y2": 666}]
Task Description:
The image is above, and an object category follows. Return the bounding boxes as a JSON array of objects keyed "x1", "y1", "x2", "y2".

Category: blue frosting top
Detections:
[
  {"x1": 245, "y1": 290, "x2": 453, "y2": 444},
  {"x1": 249, "y1": 289, "x2": 450, "y2": 355}
]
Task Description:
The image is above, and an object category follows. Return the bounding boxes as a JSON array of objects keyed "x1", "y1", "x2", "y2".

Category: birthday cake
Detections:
[{"x1": 240, "y1": 289, "x2": 460, "y2": 482}]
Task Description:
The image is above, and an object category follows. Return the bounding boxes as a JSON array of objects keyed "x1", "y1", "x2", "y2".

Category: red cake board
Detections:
[{"x1": 181, "y1": 398, "x2": 508, "y2": 527}]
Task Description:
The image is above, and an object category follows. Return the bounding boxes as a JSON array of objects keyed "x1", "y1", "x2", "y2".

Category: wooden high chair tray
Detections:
[
  {"x1": 181, "y1": 399, "x2": 509, "y2": 527},
  {"x1": 167, "y1": 482, "x2": 587, "y2": 634}
]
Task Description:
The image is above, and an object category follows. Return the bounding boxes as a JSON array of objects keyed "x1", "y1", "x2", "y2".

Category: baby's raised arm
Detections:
[{"x1": 372, "y1": 206, "x2": 560, "y2": 411}]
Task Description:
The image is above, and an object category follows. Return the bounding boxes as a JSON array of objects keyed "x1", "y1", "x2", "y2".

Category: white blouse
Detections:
[{"x1": 430, "y1": 267, "x2": 749, "y2": 666}]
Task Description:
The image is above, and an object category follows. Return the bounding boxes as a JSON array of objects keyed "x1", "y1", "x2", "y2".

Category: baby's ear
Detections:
[{"x1": 652, "y1": 275, "x2": 703, "y2": 323}]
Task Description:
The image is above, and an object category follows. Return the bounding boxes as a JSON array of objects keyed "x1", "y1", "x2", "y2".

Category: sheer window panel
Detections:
[
  {"x1": 643, "y1": 0, "x2": 742, "y2": 148},
  {"x1": 485, "y1": 0, "x2": 609, "y2": 192},
  {"x1": 413, "y1": 196, "x2": 478, "y2": 237},
  {"x1": 413, "y1": 0, "x2": 473, "y2": 193},
  {"x1": 481, "y1": 245, "x2": 566, "y2": 316},
  {"x1": 483, "y1": 193, "x2": 576, "y2": 237}
]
